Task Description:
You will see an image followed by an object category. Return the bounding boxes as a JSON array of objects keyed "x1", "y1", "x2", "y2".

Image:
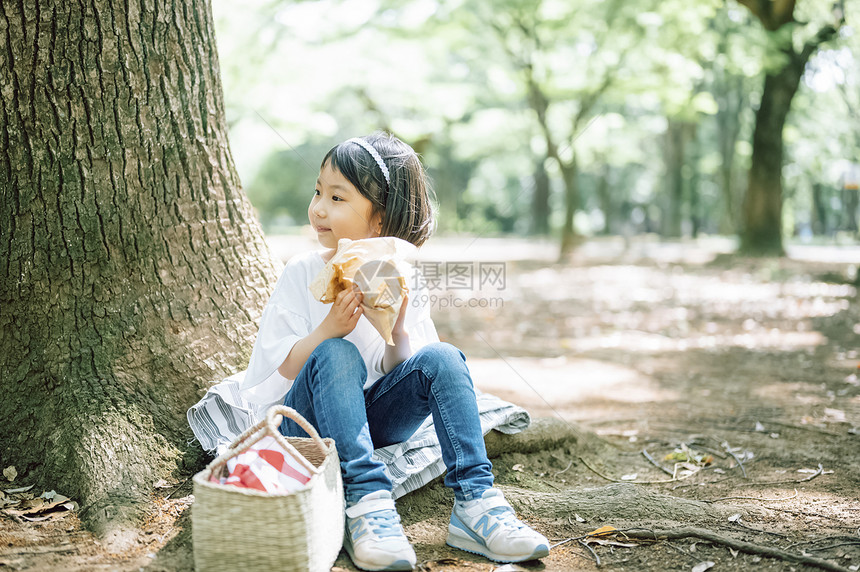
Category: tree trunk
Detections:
[
  {"x1": 844, "y1": 187, "x2": 859, "y2": 234},
  {"x1": 663, "y1": 120, "x2": 684, "y2": 238},
  {"x1": 531, "y1": 157, "x2": 550, "y2": 236},
  {"x1": 596, "y1": 164, "x2": 612, "y2": 235},
  {"x1": 689, "y1": 125, "x2": 701, "y2": 239},
  {"x1": 0, "y1": 0, "x2": 278, "y2": 539},
  {"x1": 811, "y1": 183, "x2": 828, "y2": 236},
  {"x1": 741, "y1": 20, "x2": 846, "y2": 255},
  {"x1": 715, "y1": 75, "x2": 744, "y2": 236},
  {"x1": 432, "y1": 137, "x2": 459, "y2": 233},
  {"x1": 559, "y1": 158, "x2": 581, "y2": 257},
  {"x1": 740, "y1": 51, "x2": 806, "y2": 255}
]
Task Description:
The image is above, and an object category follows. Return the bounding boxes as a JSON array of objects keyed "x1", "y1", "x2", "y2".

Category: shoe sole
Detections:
[
  {"x1": 343, "y1": 535, "x2": 416, "y2": 571},
  {"x1": 446, "y1": 527, "x2": 550, "y2": 563}
]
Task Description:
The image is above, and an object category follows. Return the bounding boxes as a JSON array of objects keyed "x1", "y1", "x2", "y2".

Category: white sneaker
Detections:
[
  {"x1": 447, "y1": 488, "x2": 550, "y2": 563},
  {"x1": 343, "y1": 490, "x2": 417, "y2": 571}
]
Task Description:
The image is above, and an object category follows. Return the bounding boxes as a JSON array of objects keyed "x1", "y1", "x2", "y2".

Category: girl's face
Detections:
[{"x1": 308, "y1": 160, "x2": 381, "y2": 249}]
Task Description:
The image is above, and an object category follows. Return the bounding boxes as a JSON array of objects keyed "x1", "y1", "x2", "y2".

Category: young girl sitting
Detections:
[{"x1": 239, "y1": 133, "x2": 549, "y2": 570}]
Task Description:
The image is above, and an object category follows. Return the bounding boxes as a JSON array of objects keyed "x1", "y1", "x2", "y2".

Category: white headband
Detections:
[{"x1": 347, "y1": 138, "x2": 390, "y2": 187}]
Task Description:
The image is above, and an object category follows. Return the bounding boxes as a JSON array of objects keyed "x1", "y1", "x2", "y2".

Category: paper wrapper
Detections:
[{"x1": 309, "y1": 237, "x2": 417, "y2": 345}]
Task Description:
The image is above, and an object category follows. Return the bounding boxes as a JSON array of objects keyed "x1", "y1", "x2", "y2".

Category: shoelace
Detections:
[
  {"x1": 486, "y1": 506, "x2": 526, "y2": 531},
  {"x1": 361, "y1": 509, "x2": 403, "y2": 539}
]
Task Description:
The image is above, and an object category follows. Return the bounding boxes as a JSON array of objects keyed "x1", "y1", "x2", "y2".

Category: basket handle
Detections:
[{"x1": 206, "y1": 406, "x2": 328, "y2": 476}]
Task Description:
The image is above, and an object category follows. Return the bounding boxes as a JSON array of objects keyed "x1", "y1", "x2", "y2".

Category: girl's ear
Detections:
[{"x1": 371, "y1": 212, "x2": 383, "y2": 237}]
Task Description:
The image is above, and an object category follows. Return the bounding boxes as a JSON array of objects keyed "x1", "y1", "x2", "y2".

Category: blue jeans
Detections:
[{"x1": 279, "y1": 338, "x2": 494, "y2": 504}]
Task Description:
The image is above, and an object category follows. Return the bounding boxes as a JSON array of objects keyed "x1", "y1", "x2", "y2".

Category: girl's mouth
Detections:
[{"x1": 315, "y1": 226, "x2": 331, "y2": 233}]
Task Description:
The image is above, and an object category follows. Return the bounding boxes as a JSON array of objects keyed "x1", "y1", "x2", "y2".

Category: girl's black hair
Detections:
[{"x1": 322, "y1": 132, "x2": 436, "y2": 247}]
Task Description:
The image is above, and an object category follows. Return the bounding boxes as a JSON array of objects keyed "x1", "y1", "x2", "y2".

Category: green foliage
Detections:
[
  {"x1": 211, "y1": 0, "x2": 860, "y2": 246},
  {"x1": 245, "y1": 141, "x2": 327, "y2": 232}
]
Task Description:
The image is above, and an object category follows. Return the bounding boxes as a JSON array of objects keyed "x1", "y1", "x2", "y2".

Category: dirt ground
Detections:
[{"x1": 2, "y1": 236, "x2": 859, "y2": 572}]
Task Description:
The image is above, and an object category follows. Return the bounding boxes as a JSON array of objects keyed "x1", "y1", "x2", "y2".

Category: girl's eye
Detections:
[
  {"x1": 313, "y1": 189, "x2": 320, "y2": 195},
  {"x1": 332, "y1": 195, "x2": 343, "y2": 202}
]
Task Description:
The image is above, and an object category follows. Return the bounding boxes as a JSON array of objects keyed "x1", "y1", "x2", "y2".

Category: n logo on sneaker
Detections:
[
  {"x1": 349, "y1": 520, "x2": 368, "y2": 540},
  {"x1": 473, "y1": 515, "x2": 499, "y2": 539}
]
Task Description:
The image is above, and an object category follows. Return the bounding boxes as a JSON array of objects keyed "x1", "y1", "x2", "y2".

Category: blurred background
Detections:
[
  {"x1": 212, "y1": 0, "x2": 860, "y2": 260},
  {"x1": 206, "y1": 6, "x2": 860, "y2": 540}
]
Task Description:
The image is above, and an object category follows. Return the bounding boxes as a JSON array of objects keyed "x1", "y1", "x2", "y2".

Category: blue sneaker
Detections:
[
  {"x1": 447, "y1": 488, "x2": 550, "y2": 563},
  {"x1": 343, "y1": 490, "x2": 416, "y2": 571}
]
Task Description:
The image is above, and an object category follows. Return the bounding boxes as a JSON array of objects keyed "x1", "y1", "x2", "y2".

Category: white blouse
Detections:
[{"x1": 240, "y1": 249, "x2": 439, "y2": 405}]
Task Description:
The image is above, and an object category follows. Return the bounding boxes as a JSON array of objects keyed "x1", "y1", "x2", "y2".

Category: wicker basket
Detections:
[{"x1": 192, "y1": 406, "x2": 344, "y2": 572}]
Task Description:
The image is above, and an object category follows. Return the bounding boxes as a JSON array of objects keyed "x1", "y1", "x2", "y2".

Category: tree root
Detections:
[
  {"x1": 620, "y1": 527, "x2": 852, "y2": 572},
  {"x1": 484, "y1": 417, "x2": 611, "y2": 459}
]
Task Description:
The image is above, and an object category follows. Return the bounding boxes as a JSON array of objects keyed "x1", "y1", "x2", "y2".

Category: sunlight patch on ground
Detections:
[
  {"x1": 753, "y1": 381, "x2": 833, "y2": 406},
  {"x1": 468, "y1": 356, "x2": 677, "y2": 411},
  {"x1": 562, "y1": 329, "x2": 828, "y2": 353}
]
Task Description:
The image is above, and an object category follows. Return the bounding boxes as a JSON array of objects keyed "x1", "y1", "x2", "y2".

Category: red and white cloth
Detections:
[{"x1": 211, "y1": 435, "x2": 313, "y2": 493}]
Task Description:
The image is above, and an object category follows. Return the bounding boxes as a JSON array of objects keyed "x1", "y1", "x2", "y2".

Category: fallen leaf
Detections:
[
  {"x1": 665, "y1": 445, "x2": 713, "y2": 466},
  {"x1": 5, "y1": 495, "x2": 75, "y2": 519},
  {"x1": 585, "y1": 537, "x2": 638, "y2": 548},
  {"x1": 511, "y1": 464, "x2": 524, "y2": 472},
  {"x1": 692, "y1": 561, "x2": 715, "y2": 572},
  {"x1": 754, "y1": 421, "x2": 766, "y2": 432},
  {"x1": 586, "y1": 525, "x2": 618, "y2": 537},
  {"x1": 728, "y1": 513, "x2": 742, "y2": 522},
  {"x1": 20, "y1": 498, "x2": 44, "y2": 511},
  {"x1": 575, "y1": 513, "x2": 586, "y2": 522},
  {"x1": 729, "y1": 547, "x2": 739, "y2": 558},
  {"x1": 20, "y1": 514, "x2": 53, "y2": 522},
  {"x1": 46, "y1": 493, "x2": 69, "y2": 504},
  {"x1": 33, "y1": 497, "x2": 71, "y2": 513},
  {"x1": 3, "y1": 466, "x2": 17, "y2": 482},
  {"x1": 4, "y1": 485, "x2": 34, "y2": 494},
  {"x1": 620, "y1": 473, "x2": 638, "y2": 481}
]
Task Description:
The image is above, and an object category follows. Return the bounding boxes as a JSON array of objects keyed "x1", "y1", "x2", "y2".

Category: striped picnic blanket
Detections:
[{"x1": 187, "y1": 371, "x2": 530, "y2": 499}]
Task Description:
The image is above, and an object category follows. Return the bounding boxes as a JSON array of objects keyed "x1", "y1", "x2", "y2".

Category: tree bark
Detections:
[
  {"x1": 740, "y1": 49, "x2": 805, "y2": 256},
  {"x1": 688, "y1": 125, "x2": 701, "y2": 238},
  {"x1": 531, "y1": 157, "x2": 550, "y2": 236},
  {"x1": 715, "y1": 75, "x2": 744, "y2": 236},
  {"x1": 844, "y1": 186, "x2": 859, "y2": 234},
  {"x1": 739, "y1": 4, "x2": 844, "y2": 255},
  {"x1": 559, "y1": 159, "x2": 581, "y2": 257},
  {"x1": 596, "y1": 163, "x2": 612, "y2": 235},
  {"x1": 663, "y1": 119, "x2": 692, "y2": 238},
  {"x1": 811, "y1": 182, "x2": 828, "y2": 236},
  {"x1": 0, "y1": 0, "x2": 278, "y2": 539}
]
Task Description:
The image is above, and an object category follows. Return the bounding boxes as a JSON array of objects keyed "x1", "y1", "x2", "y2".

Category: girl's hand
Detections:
[
  {"x1": 392, "y1": 293, "x2": 408, "y2": 337},
  {"x1": 320, "y1": 287, "x2": 363, "y2": 339}
]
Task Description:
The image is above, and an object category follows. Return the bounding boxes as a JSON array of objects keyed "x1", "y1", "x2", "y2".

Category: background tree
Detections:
[
  {"x1": 738, "y1": 0, "x2": 846, "y2": 255},
  {"x1": 208, "y1": 0, "x2": 860, "y2": 249},
  {"x1": 0, "y1": 0, "x2": 278, "y2": 539}
]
